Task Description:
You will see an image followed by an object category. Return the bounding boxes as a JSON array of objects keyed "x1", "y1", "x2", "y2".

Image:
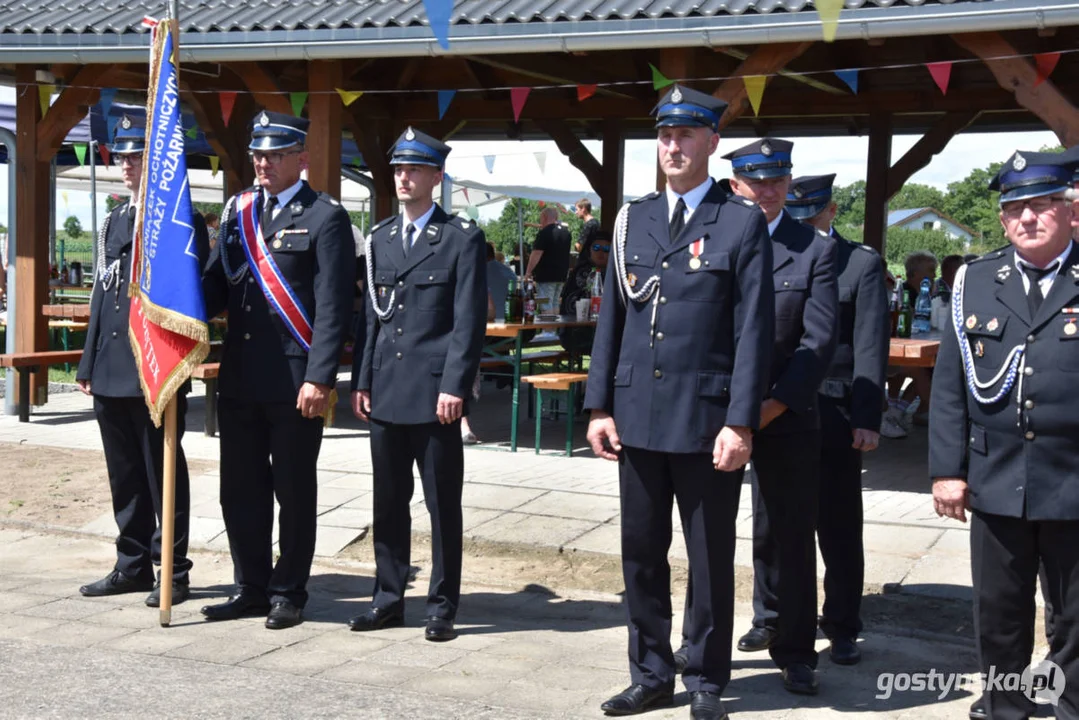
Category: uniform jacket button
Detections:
[
  {"x1": 428, "y1": 275, "x2": 434, "y2": 281},
  {"x1": 1024, "y1": 367, "x2": 1034, "y2": 376},
  {"x1": 248, "y1": 277, "x2": 254, "y2": 284},
  {"x1": 656, "y1": 332, "x2": 665, "y2": 341},
  {"x1": 396, "y1": 352, "x2": 403, "y2": 359},
  {"x1": 111, "y1": 331, "x2": 117, "y2": 338},
  {"x1": 397, "y1": 304, "x2": 405, "y2": 311},
  {"x1": 396, "y1": 328, "x2": 403, "y2": 335},
  {"x1": 661, "y1": 261, "x2": 669, "y2": 270},
  {"x1": 245, "y1": 305, "x2": 252, "y2": 312},
  {"x1": 243, "y1": 332, "x2": 251, "y2": 340},
  {"x1": 1024, "y1": 399, "x2": 1034, "y2": 409},
  {"x1": 1025, "y1": 431, "x2": 1035, "y2": 440},
  {"x1": 398, "y1": 280, "x2": 404, "y2": 287},
  {"x1": 654, "y1": 369, "x2": 663, "y2": 378},
  {"x1": 659, "y1": 296, "x2": 667, "y2": 305},
  {"x1": 1027, "y1": 334, "x2": 1036, "y2": 343}
]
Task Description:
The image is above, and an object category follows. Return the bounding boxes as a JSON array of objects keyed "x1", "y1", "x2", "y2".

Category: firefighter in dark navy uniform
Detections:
[
  {"x1": 930, "y1": 149, "x2": 1079, "y2": 720},
  {"x1": 200, "y1": 110, "x2": 355, "y2": 630},
  {"x1": 584, "y1": 84, "x2": 775, "y2": 720},
  {"x1": 349, "y1": 128, "x2": 487, "y2": 644},
  {"x1": 76, "y1": 115, "x2": 209, "y2": 608},
  {"x1": 787, "y1": 173, "x2": 889, "y2": 667},
  {"x1": 724, "y1": 139, "x2": 839, "y2": 696}
]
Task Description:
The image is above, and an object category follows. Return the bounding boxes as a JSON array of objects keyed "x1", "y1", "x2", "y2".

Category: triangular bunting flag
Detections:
[
  {"x1": 99, "y1": 143, "x2": 110, "y2": 167},
  {"x1": 835, "y1": 69, "x2": 858, "y2": 94},
  {"x1": 462, "y1": 187, "x2": 470, "y2": 204},
  {"x1": 816, "y1": 0, "x2": 843, "y2": 42},
  {"x1": 209, "y1": 155, "x2": 220, "y2": 177},
  {"x1": 510, "y1": 87, "x2": 530, "y2": 123},
  {"x1": 577, "y1": 84, "x2": 598, "y2": 102},
  {"x1": 534, "y1": 152, "x2": 546, "y2": 174},
  {"x1": 73, "y1": 143, "x2": 87, "y2": 166},
  {"x1": 743, "y1": 76, "x2": 767, "y2": 116},
  {"x1": 336, "y1": 88, "x2": 364, "y2": 107},
  {"x1": 351, "y1": 156, "x2": 363, "y2": 167},
  {"x1": 61, "y1": 191, "x2": 69, "y2": 209},
  {"x1": 38, "y1": 84, "x2": 55, "y2": 117},
  {"x1": 219, "y1": 91, "x2": 237, "y2": 126},
  {"x1": 185, "y1": 125, "x2": 198, "y2": 140},
  {"x1": 484, "y1": 192, "x2": 491, "y2": 201},
  {"x1": 437, "y1": 90, "x2": 456, "y2": 120},
  {"x1": 423, "y1": 0, "x2": 452, "y2": 50},
  {"x1": 927, "y1": 62, "x2": 952, "y2": 95},
  {"x1": 483, "y1": 155, "x2": 495, "y2": 174},
  {"x1": 290, "y1": 92, "x2": 308, "y2": 117},
  {"x1": 649, "y1": 64, "x2": 674, "y2": 91},
  {"x1": 1035, "y1": 52, "x2": 1061, "y2": 86}
]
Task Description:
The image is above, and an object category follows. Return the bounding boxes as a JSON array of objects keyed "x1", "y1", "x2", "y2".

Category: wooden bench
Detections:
[
  {"x1": 479, "y1": 349, "x2": 570, "y2": 371},
  {"x1": 192, "y1": 362, "x2": 221, "y2": 436},
  {"x1": 0, "y1": 350, "x2": 85, "y2": 421},
  {"x1": 520, "y1": 372, "x2": 589, "y2": 457}
]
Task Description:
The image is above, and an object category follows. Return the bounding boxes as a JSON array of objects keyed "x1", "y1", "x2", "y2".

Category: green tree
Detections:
[
  {"x1": 884, "y1": 227, "x2": 966, "y2": 270},
  {"x1": 105, "y1": 194, "x2": 124, "y2": 212},
  {"x1": 942, "y1": 164, "x2": 1004, "y2": 248},
  {"x1": 63, "y1": 216, "x2": 83, "y2": 240},
  {"x1": 193, "y1": 201, "x2": 224, "y2": 220},
  {"x1": 833, "y1": 180, "x2": 865, "y2": 228},
  {"x1": 888, "y1": 183, "x2": 946, "y2": 212}
]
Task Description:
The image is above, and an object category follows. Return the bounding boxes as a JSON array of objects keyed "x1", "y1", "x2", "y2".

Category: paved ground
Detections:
[{"x1": 0, "y1": 377, "x2": 1002, "y2": 718}]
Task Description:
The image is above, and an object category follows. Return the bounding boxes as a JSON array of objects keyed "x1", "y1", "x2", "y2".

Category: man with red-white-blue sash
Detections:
[{"x1": 201, "y1": 110, "x2": 355, "y2": 630}]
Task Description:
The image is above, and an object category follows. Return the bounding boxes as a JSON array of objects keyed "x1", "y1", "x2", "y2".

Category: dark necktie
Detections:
[
  {"x1": 1022, "y1": 263, "x2": 1055, "y2": 316},
  {"x1": 262, "y1": 195, "x2": 278, "y2": 231},
  {"x1": 669, "y1": 197, "x2": 686, "y2": 243},
  {"x1": 403, "y1": 223, "x2": 416, "y2": 255}
]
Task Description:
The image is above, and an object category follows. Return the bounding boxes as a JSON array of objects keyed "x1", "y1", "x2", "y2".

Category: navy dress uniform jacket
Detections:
[
  {"x1": 355, "y1": 205, "x2": 488, "y2": 425},
  {"x1": 203, "y1": 183, "x2": 356, "y2": 402},
  {"x1": 583, "y1": 181, "x2": 775, "y2": 453},
  {"x1": 760, "y1": 212, "x2": 839, "y2": 436},
  {"x1": 820, "y1": 230, "x2": 889, "y2": 431},
  {"x1": 78, "y1": 201, "x2": 210, "y2": 396},
  {"x1": 930, "y1": 244, "x2": 1079, "y2": 521}
]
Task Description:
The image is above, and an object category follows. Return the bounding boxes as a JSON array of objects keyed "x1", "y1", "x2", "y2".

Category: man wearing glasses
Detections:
[
  {"x1": 200, "y1": 110, "x2": 355, "y2": 629},
  {"x1": 931, "y1": 149, "x2": 1079, "y2": 720},
  {"x1": 76, "y1": 115, "x2": 210, "y2": 607}
]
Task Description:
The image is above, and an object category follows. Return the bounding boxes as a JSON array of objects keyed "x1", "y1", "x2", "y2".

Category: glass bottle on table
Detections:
[
  {"x1": 897, "y1": 287, "x2": 913, "y2": 339},
  {"x1": 523, "y1": 278, "x2": 536, "y2": 324}
]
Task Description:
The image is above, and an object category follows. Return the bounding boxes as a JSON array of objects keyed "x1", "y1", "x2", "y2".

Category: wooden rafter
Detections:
[
  {"x1": 536, "y1": 120, "x2": 604, "y2": 195},
  {"x1": 36, "y1": 64, "x2": 117, "y2": 158},
  {"x1": 462, "y1": 55, "x2": 636, "y2": 100},
  {"x1": 180, "y1": 84, "x2": 244, "y2": 193},
  {"x1": 230, "y1": 61, "x2": 291, "y2": 115},
  {"x1": 713, "y1": 42, "x2": 813, "y2": 129},
  {"x1": 886, "y1": 112, "x2": 980, "y2": 198},
  {"x1": 952, "y1": 32, "x2": 1079, "y2": 146},
  {"x1": 716, "y1": 48, "x2": 845, "y2": 96}
]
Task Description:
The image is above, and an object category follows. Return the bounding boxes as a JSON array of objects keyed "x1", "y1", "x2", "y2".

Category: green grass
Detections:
[{"x1": 0, "y1": 367, "x2": 78, "y2": 384}]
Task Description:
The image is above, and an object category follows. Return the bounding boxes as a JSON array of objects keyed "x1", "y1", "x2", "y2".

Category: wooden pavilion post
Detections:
[
  {"x1": 600, "y1": 119, "x2": 624, "y2": 233},
  {"x1": 863, "y1": 113, "x2": 892, "y2": 255},
  {"x1": 307, "y1": 60, "x2": 343, "y2": 197}
]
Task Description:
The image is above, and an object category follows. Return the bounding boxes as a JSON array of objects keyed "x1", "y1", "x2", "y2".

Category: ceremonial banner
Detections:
[{"x1": 129, "y1": 20, "x2": 209, "y2": 427}]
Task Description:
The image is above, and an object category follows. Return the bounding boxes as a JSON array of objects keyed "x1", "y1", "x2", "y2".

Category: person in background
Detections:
[
  {"x1": 574, "y1": 198, "x2": 600, "y2": 264},
  {"x1": 526, "y1": 207, "x2": 572, "y2": 314},
  {"x1": 486, "y1": 242, "x2": 517, "y2": 322},
  {"x1": 204, "y1": 212, "x2": 220, "y2": 250},
  {"x1": 939, "y1": 254, "x2": 965, "y2": 299}
]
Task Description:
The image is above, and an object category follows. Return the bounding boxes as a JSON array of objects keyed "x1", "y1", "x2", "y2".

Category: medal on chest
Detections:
[{"x1": 688, "y1": 238, "x2": 704, "y2": 270}]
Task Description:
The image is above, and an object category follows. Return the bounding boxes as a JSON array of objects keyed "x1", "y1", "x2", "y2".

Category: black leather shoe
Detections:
[
  {"x1": 425, "y1": 616, "x2": 458, "y2": 642},
  {"x1": 690, "y1": 691, "x2": 728, "y2": 720},
  {"x1": 673, "y1": 643, "x2": 689, "y2": 675},
  {"x1": 348, "y1": 605, "x2": 404, "y2": 632},
  {"x1": 200, "y1": 593, "x2": 271, "y2": 621},
  {"x1": 829, "y1": 636, "x2": 861, "y2": 665},
  {"x1": 782, "y1": 663, "x2": 820, "y2": 695},
  {"x1": 265, "y1": 601, "x2": 303, "y2": 629},
  {"x1": 79, "y1": 570, "x2": 155, "y2": 597},
  {"x1": 969, "y1": 697, "x2": 987, "y2": 720},
  {"x1": 737, "y1": 626, "x2": 777, "y2": 652},
  {"x1": 145, "y1": 579, "x2": 191, "y2": 607},
  {"x1": 600, "y1": 684, "x2": 674, "y2": 716}
]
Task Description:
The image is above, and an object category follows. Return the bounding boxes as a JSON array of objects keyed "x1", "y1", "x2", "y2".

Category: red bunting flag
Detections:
[
  {"x1": 927, "y1": 62, "x2": 952, "y2": 95},
  {"x1": 99, "y1": 143, "x2": 110, "y2": 167},
  {"x1": 577, "y1": 84, "x2": 597, "y2": 102},
  {"x1": 1034, "y1": 52, "x2": 1061, "y2": 86},
  {"x1": 510, "y1": 87, "x2": 531, "y2": 123},
  {"x1": 219, "y1": 91, "x2": 237, "y2": 126}
]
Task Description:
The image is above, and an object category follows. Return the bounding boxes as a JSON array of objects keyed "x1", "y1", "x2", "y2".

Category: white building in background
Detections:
[{"x1": 887, "y1": 208, "x2": 978, "y2": 244}]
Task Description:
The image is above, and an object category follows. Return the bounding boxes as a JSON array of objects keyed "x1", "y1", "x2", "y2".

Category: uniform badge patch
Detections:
[
  {"x1": 627, "y1": 273, "x2": 637, "y2": 288},
  {"x1": 259, "y1": 112, "x2": 270, "y2": 127},
  {"x1": 120, "y1": 115, "x2": 132, "y2": 130},
  {"x1": 966, "y1": 314, "x2": 978, "y2": 330},
  {"x1": 761, "y1": 142, "x2": 773, "y2": 157},
  {"x1": 671, "y1": 87, "x2": 683, "y2": 104},
  {"x1": 975, "y1": 340, "x2": 985, "y2": 357},
  {"x1": 1013, "y1": 154, "x2": 1026, "y2": 171},
  {"x1": 986, "y1": 318, "x2": 999, "y2": 332},
  {"x1": 378, "y1": 286, "x2": 388, "y2": 298}
]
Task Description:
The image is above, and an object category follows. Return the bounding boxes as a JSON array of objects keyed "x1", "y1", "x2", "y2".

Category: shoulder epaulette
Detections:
[
  {"x1": 370, "y1": 216, "x2": 396, "y2": 234},
  {"x1": 630, "y1": 191, "x2": 660, "y2": 204},
  {"x1": 317, "y1": 192, "x2": 341, "y2": 207},
  {"x1": 967, "y1": 245, "x2": 1009, "y2": 264},
  {"x1": 733, "y1": 194, "x2": 757, "y2": 209}
]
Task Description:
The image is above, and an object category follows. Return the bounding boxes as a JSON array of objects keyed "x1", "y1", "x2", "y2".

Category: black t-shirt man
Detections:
[{"x1": 532, "y1": 222, "x2": 572, "y2": 282}]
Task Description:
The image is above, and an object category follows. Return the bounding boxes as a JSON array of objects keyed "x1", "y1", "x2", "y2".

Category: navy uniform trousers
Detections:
[
  {"x1": 369, "y1": 419, "x2": 464, "y2": 621},
  {"x1": 622, "y1": 447, "x2": 744, "y2": 694},
  {"x1": 218, "y1": 398, "x2": 324, "y2": 608},
  {"x1": 94, "y1": 394, "x2": 192, "y2": 582}
]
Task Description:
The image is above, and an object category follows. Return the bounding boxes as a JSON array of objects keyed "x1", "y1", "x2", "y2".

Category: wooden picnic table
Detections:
[
  {"x1": 889, "y1": 336, "x2": 941, "y2": 368},
  {"x1": 483, "y1": 316, "x2": 596, "y2": 452},
  {"x1": 41, "y1": 304, "x2": 91, "y2": 321}
]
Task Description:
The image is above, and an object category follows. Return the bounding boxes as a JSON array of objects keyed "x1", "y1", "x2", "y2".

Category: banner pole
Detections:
[{"x1": 159, "y1": 396, "x2": 177, "y2": 627}]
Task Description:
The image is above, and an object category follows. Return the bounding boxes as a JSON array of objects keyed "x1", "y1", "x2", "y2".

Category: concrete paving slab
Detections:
[
  {"x1": 514, "y1": 490, "x2": 621, "y2": 523},
  {"x1": 240, "y1": 647, "x2": 353, "y2": 677},
  {"x1": 468, "y1": 512, "x2": 598, "y2": 548}
]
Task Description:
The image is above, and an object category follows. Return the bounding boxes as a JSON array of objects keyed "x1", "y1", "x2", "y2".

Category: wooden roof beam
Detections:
[
  {"x1": 230, "y1": 61, "x2": 291, "y2": 115},
  {"x1": 886, "y1": 111, "x2": 980, "y2": 198},
  {"x1": 537, "y1": 120, "x2": 604, "y2": 195},
  {"x1": 37, "y1": 64, "x2": 117, "y2": 158},
  {"x1": 180, "y1": 83, "x2": 244, "y2": 194},
  {"x1": 716, "y1": 48, "x2": 846, "y2": 96},
  {"x1": 952, "y1": 32, "x2": 1079, "y2": 146},
  {"x1": 713, "y1": 42, "x2": 813, "y2": 129},
  {"x1": 462, "y1": 55, "x2": 636, "y2": 100}
]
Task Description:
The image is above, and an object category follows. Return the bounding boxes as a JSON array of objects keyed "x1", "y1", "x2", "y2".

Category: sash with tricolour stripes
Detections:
[{"x1": 235, "y1": 190, "x2": 314, "y2": 352}]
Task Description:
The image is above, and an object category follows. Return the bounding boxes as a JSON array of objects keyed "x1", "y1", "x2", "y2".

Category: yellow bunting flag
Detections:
[
  {"x1": 61, "y1": 191, "x2": 69, "y2": 209},
  {"x1": 38, "y1": 84, "x2": 55, "y2": 116},
  {"x1": 816, "y1": 0, "x2": 843, "y2": 42},
  {"x1": 743, "y1": 76, "x2": 767, "y2": 116},
  {"x1": 209, "y1": 155, "x2": 220, "y2": 177},
  {"x1": 336, "y1": 88, "x2": 364, "y2": 107}
]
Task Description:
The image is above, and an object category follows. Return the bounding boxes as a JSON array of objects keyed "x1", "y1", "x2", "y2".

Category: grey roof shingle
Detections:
[{"x1": 0, "y1": 0, "x2": 981, "y2": 35}]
